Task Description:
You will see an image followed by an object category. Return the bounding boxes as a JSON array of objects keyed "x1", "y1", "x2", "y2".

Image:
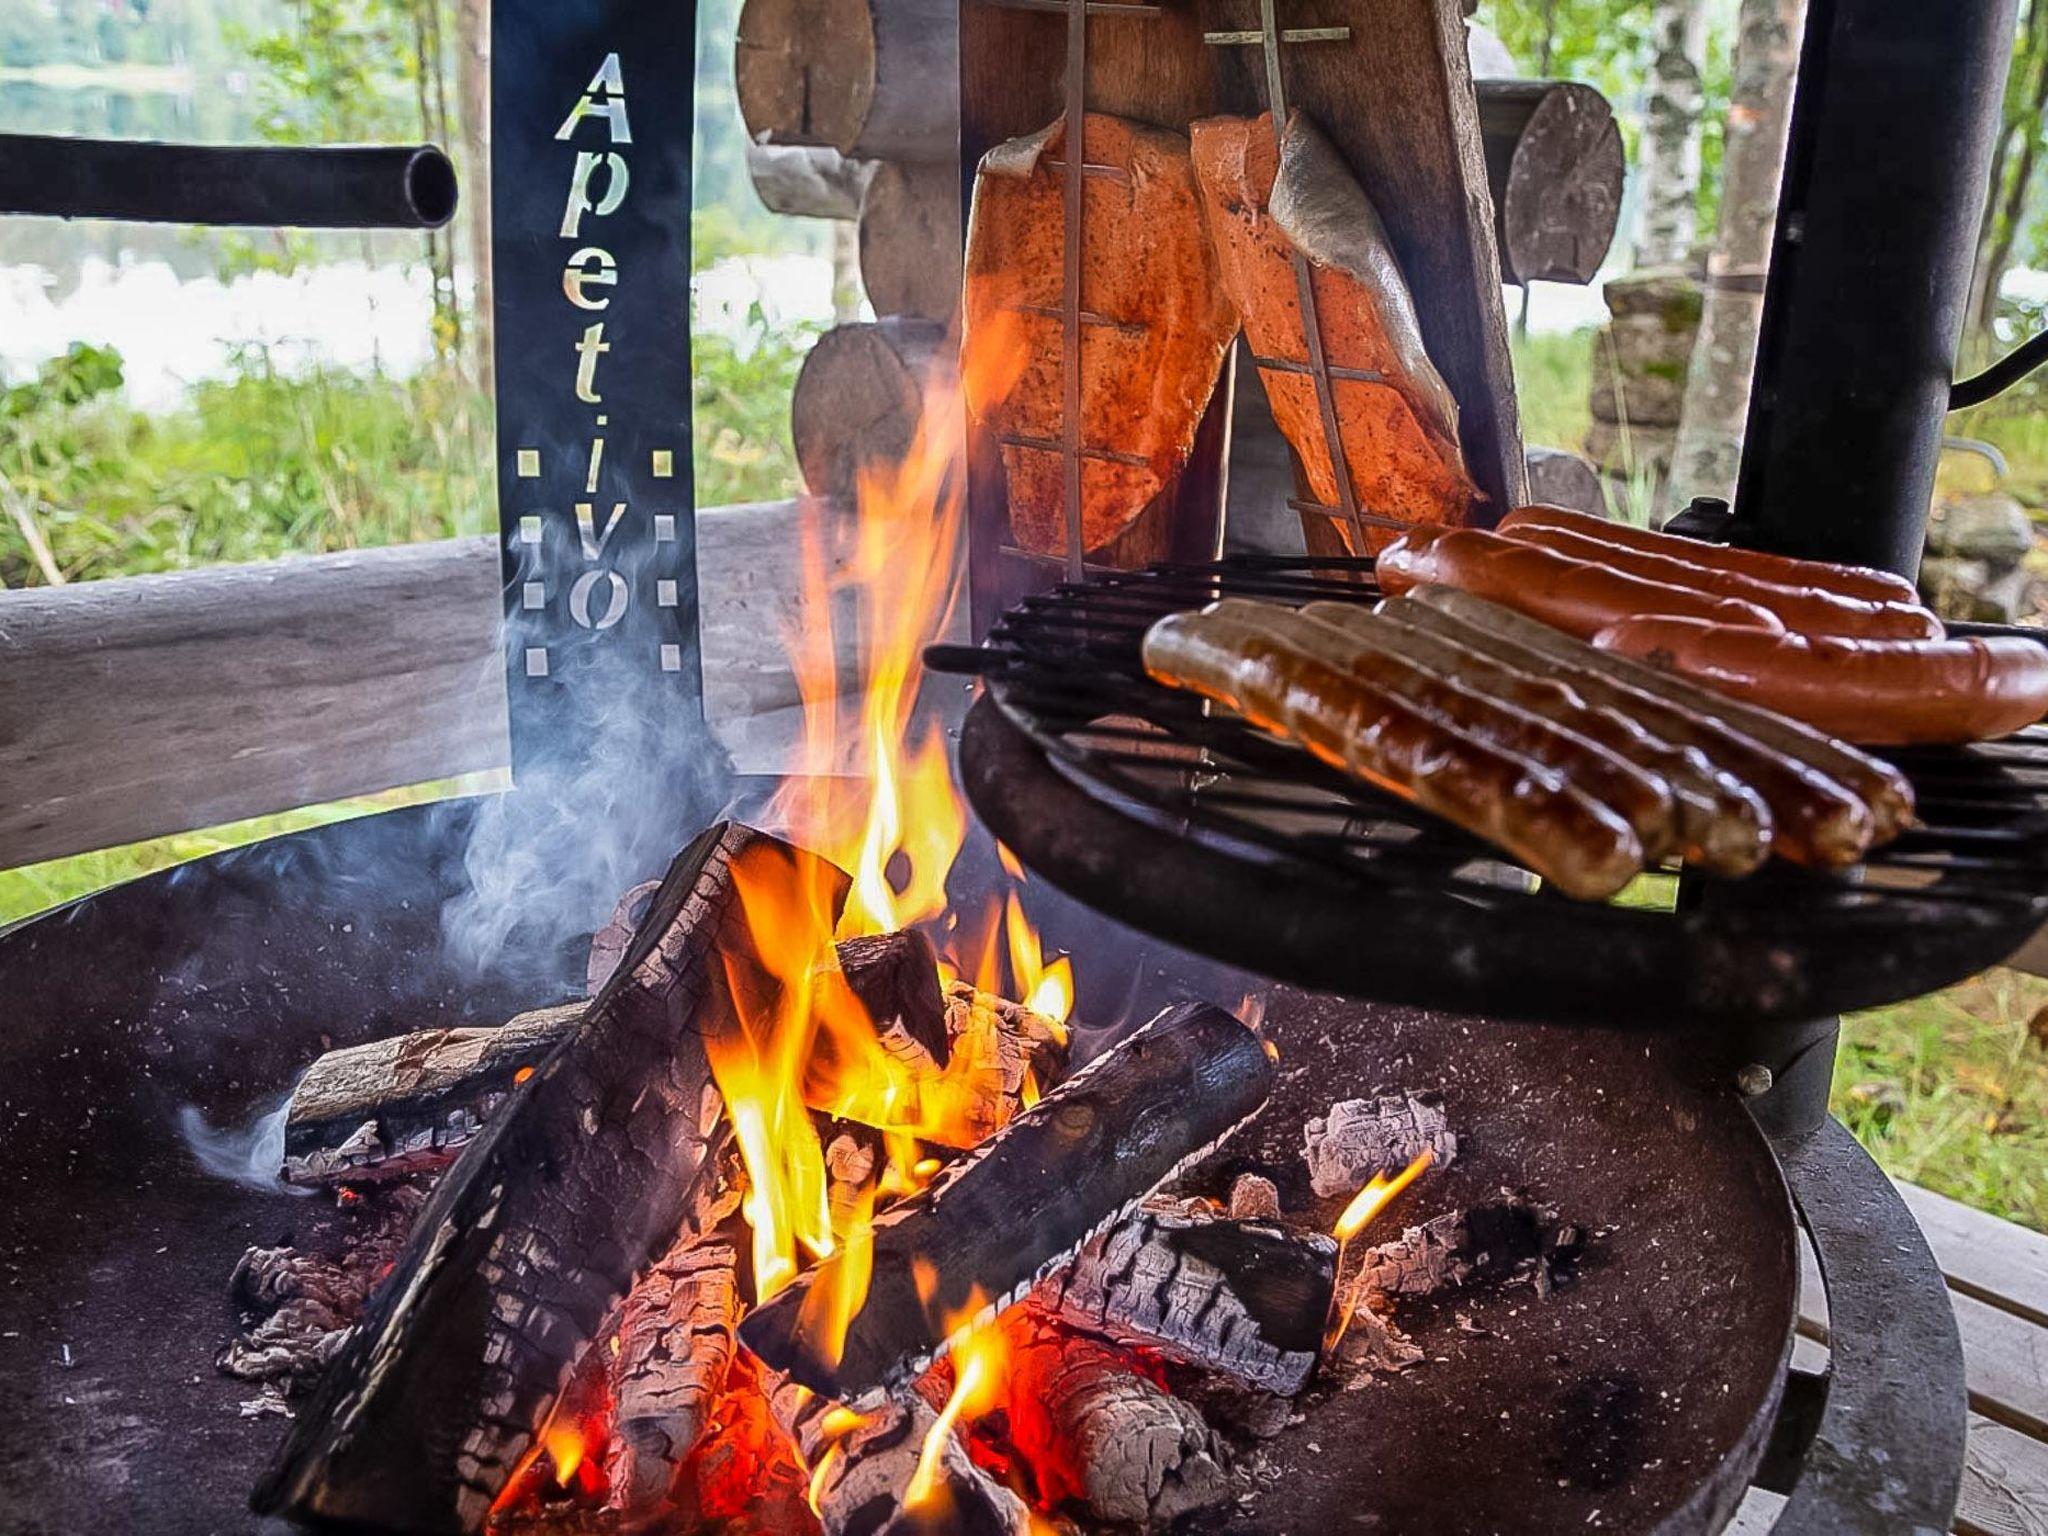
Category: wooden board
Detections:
[{"x1": 0, "y1": 501, "x2": 883, "y2": 871}]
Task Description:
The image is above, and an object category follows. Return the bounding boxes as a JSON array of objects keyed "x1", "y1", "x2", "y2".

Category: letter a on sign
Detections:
[{"x1": 556, "y1": 53, "x2": 633, "y2": 143}]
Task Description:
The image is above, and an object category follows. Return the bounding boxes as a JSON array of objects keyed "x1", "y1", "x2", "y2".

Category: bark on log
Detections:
[
  {"x1": 858, "y1": 161, "x2": 962, "y2": 324},
  {"x1": 1302, "y1": 1093, "x2": 1459, "y2": 1199},
  {"x1": 791, "y1": 318, "x2": 948, "y2": 505},
  {"x1": 1475, "y1": 79, "x2": 1626, "y2": 287},
  {"x1": 254, "y1": 824, "x2": 846, "y2": 1534},
  {"x1": 1038, "y1": 1205, "x2": 1337, "y2": 1396},
  {"x1": 746, "y1": 141, "x2": 875, "y2": 220},
  {"x1": 1000, "y1": 1307, "x2": 1232, "y2": 1527},
  {"x1": 767, "y1": 1374, "x2": 1029, "y2": 1535},
  {"x1": 281, "y1": 1003, "x2": 583, "y2": 1186},
  {"x1": 734, "y1": 0, "x2": 959, "y2": 163},
  {"x1": 605, "y1": 1223, "x2": 743, "y2": 1516},
  {"x1": 739, "y1": 1002, "x2": 1273, "y2": 1403}
]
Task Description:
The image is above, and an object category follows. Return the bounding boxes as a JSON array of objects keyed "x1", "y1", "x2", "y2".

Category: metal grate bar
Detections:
[
  {"x1": 998, "y1": 431, "x2": 1150, "y2": 467},
  {"x1": 1203, "y1": 25, "x2": 1351, "y2": 43},
  {"x1": 1249, "y1": 352, "x2": 1387, "y2": 384}
]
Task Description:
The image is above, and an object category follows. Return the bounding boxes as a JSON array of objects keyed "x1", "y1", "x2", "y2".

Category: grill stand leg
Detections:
[{"x1": 1756, "y1": 1116, "x2": 1967, "y2": 1534}]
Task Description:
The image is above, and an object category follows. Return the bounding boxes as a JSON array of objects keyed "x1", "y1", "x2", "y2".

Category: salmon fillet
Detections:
[
  {"x1": 1191, "y1": 110, "x2": 1477, "y2": 552},
  {"x1": 963, "y1": 112, "x2": 1239, "y2": 558}
]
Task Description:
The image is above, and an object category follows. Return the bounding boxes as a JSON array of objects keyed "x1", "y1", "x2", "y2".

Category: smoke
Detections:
[{"x1": 177, "y1": 1096, "x2": 310, "y2": 1196}]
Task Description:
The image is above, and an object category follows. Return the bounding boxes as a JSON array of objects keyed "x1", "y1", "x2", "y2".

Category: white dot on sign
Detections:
[
  {"x1": 654, "y1": 513, "x2": 676, "y2": 542},
  {"x1": 596, "y1": 414, "x2": 609, "y2": 426},
  {"x1": 519, "y1": 515, "x2": 544, "y2": 544},
  {"x1": 515, "y1": 448, "x2": 540, "y2": 478},
  {"x1": 657, "y1": 579, "x2": 678, "y2": 607},
  {"x1": 659, "y1": 643, "x2": 682, "y2": 672},
  {"x1": 524, "y1": 647, "x2": 550, "y2": 678},
  {"x1": 521, "y1": 581, "x2": 545, "y2": 610},
  {"x1": 652, "y1": 449, "x2": 674, "y2": 479}
]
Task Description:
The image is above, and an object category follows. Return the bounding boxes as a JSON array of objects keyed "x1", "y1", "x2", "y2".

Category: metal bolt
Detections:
[{"x1": 1736, "y1": 1063, "x2": 1775, "y2": 1098}]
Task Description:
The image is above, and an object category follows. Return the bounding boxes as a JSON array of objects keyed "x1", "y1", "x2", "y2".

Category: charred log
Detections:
[
  {"x1": 586, "y1": 879, "x2": 661, "y2": 996},
  {"x1": 1038, "y1": 1205, "x2": 1336, "y2": 1396},
  {"x1": 923, "y1": 978, "x2": 1066, "y2": 1147},
  {"x1": 740, "y1": 1002, "x2": 1273, "y2": 1404},
  {"x1": 254, "y1": 824, "x2": 845, "y2": 1534},
  {"x1": 1302, "y1": 1093, "x2": 1459, "y2": 1199},
  {"x1": 1000, "y1": 1307, "x2": 1232, "y2": 1528},
  {"x1": 675, "y1": 1357, "x2": 817, "y2": 1536},
  {"x1": 281, "y1": 1004, "x2": 582, "y2": 1186},
  {"x1": 822, "y1": 927, "x2": 951, "y2": 1072}
]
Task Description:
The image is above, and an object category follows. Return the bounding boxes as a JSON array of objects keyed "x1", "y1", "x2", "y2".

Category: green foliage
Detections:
[
  {"x1": 230, "y1": 0, "x2": 416, "y2": 146},
  {"x1": 1510, "y1": 326, "x2": 1595, "y2": 453},
  {"x1": 693, "y1": 310, "x2": 813, "y2": 507}
]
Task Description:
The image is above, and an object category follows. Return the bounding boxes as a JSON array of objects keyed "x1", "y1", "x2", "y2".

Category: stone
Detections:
[
  {"x1": 1589, "y1": 313, "x2": 1692, "y2": 427},
  {"x1": 1920, "y1": 555, "x2": 2035, "y2": 625},
  {"x1": 1602, "y1": 267, "x2": 1704, "y2": 327},
  {"x1": 1584, "y1": 418, "x2": 1677, "y2": 484},
  {"x1": 1524, "y1": 447, "x2": 1609, "y2": 517},
  {"x1": 1925, "y1": 492, "x2": 2034, "y2": 568}
]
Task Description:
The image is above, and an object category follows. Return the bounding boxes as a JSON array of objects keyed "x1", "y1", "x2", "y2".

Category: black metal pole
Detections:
[
  {"x1": 0, "y1": 136, "x2": 457, "y2": 229},
  {"x1": 1730, "y1": 0, "x2": 2016, "y2": 577}
]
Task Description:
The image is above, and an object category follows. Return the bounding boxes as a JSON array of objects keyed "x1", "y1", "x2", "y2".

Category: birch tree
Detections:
[
  {"x1": 1666, "y1": 0, "x2": 1806, "y2": 512},
  {"x1": 1633, "y1": 0, "x2": 1711, "y2": 269}
]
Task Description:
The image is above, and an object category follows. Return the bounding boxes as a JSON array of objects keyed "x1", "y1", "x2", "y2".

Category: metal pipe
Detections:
[
  {"x1": 1730, "y1": 0, "x2": 2016, "y2": 577},
  {"x1": 0, "y1": 136, "x2": 457, "y2": 229}
]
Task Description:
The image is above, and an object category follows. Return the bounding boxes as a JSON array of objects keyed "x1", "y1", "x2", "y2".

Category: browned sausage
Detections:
[
  {"x1": 1386, "y1": 588, "x2": 1901, "y2": 867},
  {"x1": 1592, "y1": 617, "x2": 2048, "y2": 746},
  {"x1": 1140, "y1": 605, "x2": 1646, "y2": 900},
  {"x1": 1500, "y1": 521, "x2": 1942, "y2": 640},
  {"x1": 1495, "y1": 504, "x2": 1922, "y2": 607},
  {"x1": 1375, "y1": 527, "x2": 1787, "y2": 640},
  {"x1": 1202, "y1": 598, "x2": 1681, "y2": 859},
  {"x1": 1303, "y1": 600, "x2": 1773, "y2": 875}
]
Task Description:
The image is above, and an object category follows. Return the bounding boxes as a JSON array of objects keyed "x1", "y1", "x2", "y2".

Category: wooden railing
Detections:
[{"x1": 0, "y1": 499, "x2": 844, "y2": 872}]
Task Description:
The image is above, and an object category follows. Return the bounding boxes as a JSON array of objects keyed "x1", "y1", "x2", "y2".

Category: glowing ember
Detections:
[
  {"x1": 543, "y1": 1423, "x2": 586, "y2": 1487},
  {"x1": 905, "y1": 1296, "x2": 1007, "y2": 1512}
]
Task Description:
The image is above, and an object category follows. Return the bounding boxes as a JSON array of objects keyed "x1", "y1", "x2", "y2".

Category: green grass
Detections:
[
  {"x1": 1510, "y1": 327, "x2": 1595, "y2": 457},
  {"x1": 1838, "y1": 969, "x2": 2048, "y2": 1233}
]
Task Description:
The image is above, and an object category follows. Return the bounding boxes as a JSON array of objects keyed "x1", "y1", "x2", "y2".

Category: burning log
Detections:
[
  {"x1": 859, "y1": 161, "x2": 962, "y2": 324},
  {"x1": 740, "y1": 1002, "x2": 1273, "y2": 1404},
  {"x1": 928, "y1": 978, "x2": 1066, "y2": 1147},
  {"x1": 768, "y1": 1376, "x2": 1029, "y2": 1535},
  {"x1": 280, "y1": 1003, "x2": 583, "y2": 1186},
  {"x1": 823, "y1": 927, "x2": 951, "y2": 1073},
  {"x1": 254, "y1": 824, "x2": 843, "y2": 1534},
  {"x1": 1302, "y1": 1093, "x2": 1459, "y2": 1199},
  {"x1": 676, "y1": 1356, "x2": 817, "y2": 1536},
  {"x1": 1038, "y1": 1205, "x2": 1337, "y2": 1396},
  {"x1": 791, "y1": 317, "x2": 947, "y2": 505},
  {"x1": 605, "y1": 1221, "x2": 744, "y2": 1516},
  {"x1": 999, "y1": 1307, "x2": 1231, "y2": 1528}
]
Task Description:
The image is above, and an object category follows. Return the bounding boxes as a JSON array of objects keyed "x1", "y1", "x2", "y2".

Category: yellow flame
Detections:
[
  {"x1": 543, "y1": 1422, "x2": 585, "y2": 1487},
  {"x1": 904, "y1": 1293, "x2": 1008, "y2": 1512},
  {"x1": 1334, "y1": 1149, "x2": 1436, "y2": 1241},
  {"x1": 1004, "y1": 893, "x2": 1073, "y2": 1031}
]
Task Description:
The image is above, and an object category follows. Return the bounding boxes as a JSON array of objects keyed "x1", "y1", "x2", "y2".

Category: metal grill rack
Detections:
[{"x1": 930, "y1": 556, "x2": 2048, "y2": 1029}]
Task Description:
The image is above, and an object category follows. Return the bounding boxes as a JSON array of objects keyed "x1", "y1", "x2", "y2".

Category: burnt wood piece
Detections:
[
  {"x1": 1301, "y1": 1092, "x2": 1459, "y2": 1199},
  {"x1": 281, "y1": 1003, "x2": 583, "y2": 1186},
  {"x1": 586, "y1": 879, "x2": 663, "y2": 997},
  {"x1": 746, "y1": 141, "x2": 876, "y2": 220},
  {"x1": 253, "y1": 824, "x2": 848, "y2": 1534},
  {"x1": 1355, "y1": 1209, "x2": 1469, "y2": 1298},
  {"x1": 859, "y1": 160, "x2": 963, "y2": 324},
  {"x1": 1228, "y1": 1173, "x2": 1282, "y2": 1220},
  {"x1": 826, "y1": 928, "x2": 952, "y2": 1070},
  {"x1": 1039, "y1": 1205, "x2": 1337, "y2": 1395},
  {"x1": 1473, "y1": 79, "x2": 1624, "y2": 286},
  {"x1": 791, "y1": 318, "x2": 947, "y2": 505},
  {"x1": 605, "y1": 1226, "x2": 743, "y2": 1516},
  {"x1": 825, "y1": 1122, "x2": 885, "y2": 1229},
  {"x1": 1330, "y1": 1300, "x2": 1425, "y2": 1375},
  {"x1": 739, "y1": 1002, "x2": 1273, "y2": 1403},
  {"x1": 734, "y1": 0, "x2": 959, "y2": 162},
  {"x1": 1001, "y1": 1306, "x2": 1232, "y2": 1526},
  {"x1": 767, "y1": 1374, "x2": 1030, "y2": 1535},
  {"x1": 929, "y1": 977, "x2": 1068, "y2": 1146}
]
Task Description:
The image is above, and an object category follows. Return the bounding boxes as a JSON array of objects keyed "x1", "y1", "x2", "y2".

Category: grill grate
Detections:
[{"x1": 932, "y1": 556, "x2": 2048, "y2": 1028}]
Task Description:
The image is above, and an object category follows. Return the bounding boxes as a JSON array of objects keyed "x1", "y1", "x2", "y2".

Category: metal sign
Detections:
[{"x1": 491, "y1": 0, "x2": 705, "y2": 789}]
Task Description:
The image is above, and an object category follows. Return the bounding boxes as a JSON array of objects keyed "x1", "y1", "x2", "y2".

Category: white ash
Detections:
[{"x1": 1302, "y1": 1093, "x2": 1458, "y2": 1198}]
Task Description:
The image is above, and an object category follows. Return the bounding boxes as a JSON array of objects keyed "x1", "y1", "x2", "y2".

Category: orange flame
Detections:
[
  {"x1": 1003, "y1": 894, "x2": 1073, "y2": 1032},
  {"x1": 905, "y1": 1292, "x2": 1008, "y2": 1512},
  {"x1": 1333, "y1": 1149, "x2": 1435, "y2": 1241}
]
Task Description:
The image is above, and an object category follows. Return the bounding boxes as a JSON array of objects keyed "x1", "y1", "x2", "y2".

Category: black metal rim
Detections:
[{"x1": 942, "y1": 557, "x2": 2048, "y2": 1030}]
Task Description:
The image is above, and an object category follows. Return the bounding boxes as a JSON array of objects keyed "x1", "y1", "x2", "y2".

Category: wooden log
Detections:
[
  {"x1": 1301, "y1": 1093, "x2": 1459, "y2": 1199},
  {"x1": 998, "y1": 1306, "x2": 1232, "y2": 1526},
  {"x1": 1474, "y1": 78, "x2": 1625, "y2": 287},
  {"x1": 745, "y1": 141, "x2": 874, "y2": 220},
  {"x1": 791, "y1": 318, "x2": 948, "y2": 505},
  {"x1": 738, "y1": 1002, "x2": 1274, "y2": 1403},
  {"x1": 734, "y1": 0, "x2": 959, "y2": 163},
  {"x1": 280, "y1": 1003, "x2": 583, "y2": 1187},
  {"x1": 825, "y1": 928, "x2": 951, "y2": 1070},
  {"x1": 923, "y1": 978, "x2": 1067, "y2": 1148},
  {"x1": 858, "y1": 161, "x2": 962, "y2": 324},
  {"x1": 253, "y1": 824, "x2": 846, "y2": 1533},
  {"x1": 1038, "y1": 1205, "x2": 1337, "y2": 1395}
]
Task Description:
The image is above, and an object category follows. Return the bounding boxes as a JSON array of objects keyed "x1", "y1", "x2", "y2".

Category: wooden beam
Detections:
[{"x1": 0, "y1": 500, "x2": 879, "y2": 872}]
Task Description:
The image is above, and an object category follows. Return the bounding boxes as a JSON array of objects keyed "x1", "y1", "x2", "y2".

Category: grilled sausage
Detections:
[
  {"x1": 1495, "y1": 504, "x2": 1923, "y2": 607},
  {"x1": 1593, "y1": 617, "x2": 2048, "y2": 746},
  {"x1": 1201, "y1": 598, "x2": 1681, "y2": 859},
  {"x1": 1386, "y1": 588, "x2": 1904, "y2": 867},
  {"x1": 1374, "y1": 526, "x2": 1787, "y2": 640},
  {"x1": 1499, "y1": 521, "x2": 1942, "y2": 640},
  {"x1": 1141, "y1": 605, "x2": 1646, "y2": 900},
  {"x1": 1303, "y1": 600, "x2": 1772, "y2": 875}
]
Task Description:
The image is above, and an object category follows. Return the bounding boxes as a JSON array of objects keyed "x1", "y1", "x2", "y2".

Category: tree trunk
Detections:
[
  {"x1": 1632, "y1": 0, "x2": 1710, "y2": 269},
  {"x1": 454, "y1": 0, "x2": 493, "y2": 390},
  {"x1": 1665, "y1": 0, "x2": 1806, "y2": 515},
  {"x1": 1970, "y1": 22, "x2": 2048, "y2": 339}
]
